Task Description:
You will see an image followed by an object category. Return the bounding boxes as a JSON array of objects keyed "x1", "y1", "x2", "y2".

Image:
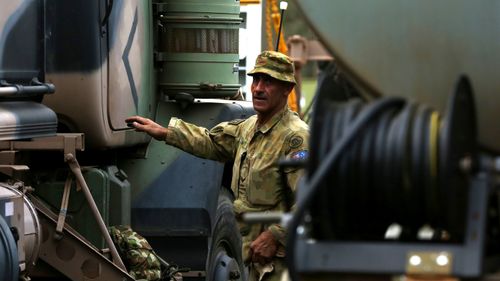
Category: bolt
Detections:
[{"x1": 53, "y1": 232, "x2": 63, "y2": 241}]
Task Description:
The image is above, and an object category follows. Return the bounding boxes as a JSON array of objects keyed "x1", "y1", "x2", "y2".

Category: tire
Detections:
[{"x1": 207, "y1": 188, "x2": 243, "y2": 281}]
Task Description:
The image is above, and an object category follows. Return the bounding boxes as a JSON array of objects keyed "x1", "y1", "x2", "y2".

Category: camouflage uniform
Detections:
[
  {"x1": 164, "y1": 51, "x2": 309, "y2": 281},
  {"x1": 109, "y1": 225, "x2": 162, "y2": 281}
]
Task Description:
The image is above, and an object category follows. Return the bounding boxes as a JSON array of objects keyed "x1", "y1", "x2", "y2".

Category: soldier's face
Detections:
[{"x1": 251, "y1": 74, "x2": 291, "y2": 117}]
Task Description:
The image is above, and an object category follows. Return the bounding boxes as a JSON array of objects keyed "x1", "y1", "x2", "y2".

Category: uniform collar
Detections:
[{"x1": 255, "y1": 105, "x2": 289, "y2": 134}]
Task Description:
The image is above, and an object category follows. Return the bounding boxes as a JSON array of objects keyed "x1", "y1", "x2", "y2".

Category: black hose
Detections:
[
  {"x1": 310, "y1": 99, "x2": 453, "y2": 240},
  {"x1": 286, "y1": 97, "x2": 406, "y2": 281},
  {"x1": 287, "y1": 76, "x2": 476, "y2": 278}
]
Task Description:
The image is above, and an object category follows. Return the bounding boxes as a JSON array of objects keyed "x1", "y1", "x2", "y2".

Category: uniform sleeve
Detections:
[
  {"x1": 164, "y1": 117, "x2": 240, "y2": 162},
  {"x1": 284, "y1": 130, "x2": 309, "y2": 192},
  {"x1": 268, "y1": 129, "x2": 310, "y2": 246}
]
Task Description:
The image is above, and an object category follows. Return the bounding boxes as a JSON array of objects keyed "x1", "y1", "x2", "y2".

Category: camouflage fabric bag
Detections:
[{"x1": 109, "y1": 225, "x2": 162, "y2": 281}]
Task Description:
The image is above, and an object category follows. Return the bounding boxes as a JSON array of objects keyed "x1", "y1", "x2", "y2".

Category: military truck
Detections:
[
  {"x1": 0, "y1": 0, "x2": 252, "y2": 280},
  {"x1": 285, "y1": 1, "x2": 500, "y2": 281}
]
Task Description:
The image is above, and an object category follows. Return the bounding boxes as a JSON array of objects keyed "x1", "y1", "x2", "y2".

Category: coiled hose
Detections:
[{"x1": 286, "y1": 76, "x2": 477, "y2": 281}]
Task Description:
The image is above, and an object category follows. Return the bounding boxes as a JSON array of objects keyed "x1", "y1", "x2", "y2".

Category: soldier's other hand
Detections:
[
  {"x1": 249, "y1": 230, "x2": 278, "y2": 265},
  {"x1": 125, "y1": 116, "x2": 168, "y2": 141}
]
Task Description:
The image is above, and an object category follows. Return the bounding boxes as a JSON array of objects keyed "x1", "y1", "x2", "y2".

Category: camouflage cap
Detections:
[{"x1": 248, "y1": 51, "x2": 296, "y2": 84}]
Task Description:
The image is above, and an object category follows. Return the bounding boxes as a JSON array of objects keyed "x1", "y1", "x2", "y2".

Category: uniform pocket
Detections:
[
  {"x1": 247, "y1": 158, "x2": 280, "y2": 206},
  {"x1": 247, "y1": 185, "x2": 279, "y2": 206}
]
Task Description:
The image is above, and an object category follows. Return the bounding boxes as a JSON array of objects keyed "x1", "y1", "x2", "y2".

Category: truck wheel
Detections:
[{"x1": 207, "y1": 188, "x2": 243, "y2": 281}]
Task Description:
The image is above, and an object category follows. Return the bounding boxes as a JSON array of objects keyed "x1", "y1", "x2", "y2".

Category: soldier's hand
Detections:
[
  {"x1": 248, "y1": 230, "x2": 278, "y2": 265},
  {"x1": 125, "y1": 116, "x2": 168, "y2": 141}
]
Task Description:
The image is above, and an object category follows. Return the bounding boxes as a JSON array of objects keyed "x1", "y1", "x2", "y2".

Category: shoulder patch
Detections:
[
  {"x1": 290, "y1": 150, "x2": 308, "y2": 160},
  {"x1": 289, "y1": 135, "x2": 304, "y2": 149},
  {"x1": 228, "y1": 119, "x2": 245, "y2": 125}
]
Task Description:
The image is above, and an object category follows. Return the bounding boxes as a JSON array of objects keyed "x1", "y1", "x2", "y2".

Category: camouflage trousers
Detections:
[{"x1": 241, "y1": 222, "x2": 287, "y2": 281}]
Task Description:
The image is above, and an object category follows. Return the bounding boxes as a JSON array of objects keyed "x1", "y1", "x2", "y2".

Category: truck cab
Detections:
[{"x1": 0, "y1": 0, "x2": 252, "y2": 280}]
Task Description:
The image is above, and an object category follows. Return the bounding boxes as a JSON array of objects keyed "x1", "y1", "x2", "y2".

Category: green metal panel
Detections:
[
  {"x1": 107, "y1": 166, "x2": 131, "y2": 227},
  {"x1": 33, "y1": 166, "x2": 130, "y2": 248},
  {"x1": 120, "y1": 99, "x2": 251, "y2": 199},
  {"x1": 294, "y1": 0, "x2": 500, "y2": 152},
  {"x1": 154, "y1": 0, "x2": 241, "y2": 98},
  {"x1": 155, "y1": 0, "x2": 240, "y2": 15},
  {"x1": 157, "y1": 53, "x2": 241, "y2": 97},
  {"x1": 121, "y1": 102, "x2": 221, "y2": 198}
]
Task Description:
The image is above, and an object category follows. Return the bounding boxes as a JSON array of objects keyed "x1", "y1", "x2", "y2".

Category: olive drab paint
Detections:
[
  {"x1": 156, "y1": 0, "x2": 242, "y2": 98},
  {"x1": 0, "y1": 0, "x2": 256, "y2": 279}
]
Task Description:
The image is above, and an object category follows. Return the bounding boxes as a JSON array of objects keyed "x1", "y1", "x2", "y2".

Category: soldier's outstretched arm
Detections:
[{"x1": 125, "y1": 116, "x2": 168, "y2": 141}]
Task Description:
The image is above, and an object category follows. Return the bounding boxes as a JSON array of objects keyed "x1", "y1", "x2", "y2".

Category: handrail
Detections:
[{"x1": 0, "y1": 82, "x2": 55, "y2": 97}]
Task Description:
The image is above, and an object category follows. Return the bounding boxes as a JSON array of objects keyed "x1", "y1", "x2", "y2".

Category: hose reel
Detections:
[
  {"x1": 308, "y1": 76, "x2": 477, "y2": 243},
  {"x1": 0, "y1": 214, "x2": 18, "y2": 281}
]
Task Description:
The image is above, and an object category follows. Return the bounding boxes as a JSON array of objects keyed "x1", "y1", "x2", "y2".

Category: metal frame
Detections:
[
  {"x1": 30, "y1": 195, "x2": 133, "y2": 281},
  {"x1": 0, "y1": 134, "x2": 131, "y2": 279},
  {"x1": 295, "y1": 173, "x2": 490, "y2": 278}
]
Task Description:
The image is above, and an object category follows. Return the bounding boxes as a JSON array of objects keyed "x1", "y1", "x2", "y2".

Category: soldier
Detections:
[{"x1": 126, "y1": 50, "x2": 309, "y2": 281}]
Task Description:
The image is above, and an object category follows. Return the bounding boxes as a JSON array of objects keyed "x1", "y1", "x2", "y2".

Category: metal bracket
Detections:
[
  {"x1": 54, "y1": 175, "x2": 73, "y2": 240},
  {"x1": 64, "y1": 153, "x2": 126, "y2": 271},
  {"x1": 0, "y1": 133, "x2": 84, "y2": 154},
  {"x1": 0, "y1": 134, "x2": 127, "y2": 271}
]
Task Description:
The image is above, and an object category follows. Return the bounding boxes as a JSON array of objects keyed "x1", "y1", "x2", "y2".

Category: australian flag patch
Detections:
[{"x1": 291, "y1": 150, "x2": 308, "y2": 160}]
